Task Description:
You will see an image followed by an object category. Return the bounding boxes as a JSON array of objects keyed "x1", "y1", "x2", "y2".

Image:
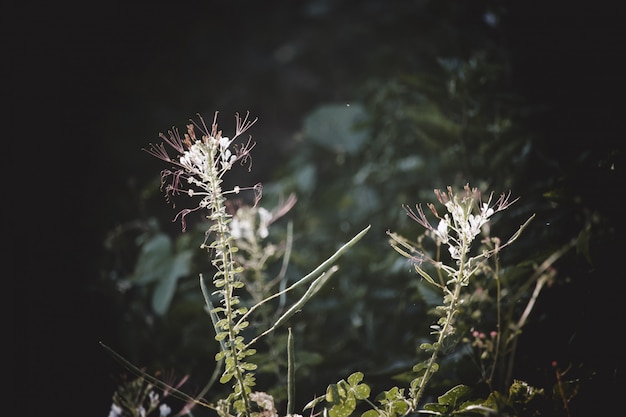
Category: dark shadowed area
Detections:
[{"x1": 13, "y1": 2, "x2": 624, "y2": 416}]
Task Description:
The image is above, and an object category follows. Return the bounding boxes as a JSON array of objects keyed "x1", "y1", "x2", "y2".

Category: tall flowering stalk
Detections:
[
  {"x1": 145, "y1": 112, "x2": 260, "y2": 417},
  {"x1": 388, "y1": 184, "x2": 530, "y2": 410},
  {"x1": 143, "y1": 112, "x2": 370, "y2": 417}
]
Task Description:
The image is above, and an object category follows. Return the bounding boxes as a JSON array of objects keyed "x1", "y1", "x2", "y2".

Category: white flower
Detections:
[
  {"x1": 179, "y1": 142, "x2": 210, "y2": 176},
  {"x1": 230, "y1": 215, "x2": 254, "y2": 241},
  {"x1": 249, "y1": 391, "x2": 277, "y2": 415},
  {"x1": 436, "y1": 218, "x2": 450, "y2": 243},
  {"x1": 149, "y1": 391, "x2": 160, "y2": 408},
  {"x1": 107, "y1": 404, "x2": 122, "y2": 417},
  {"x1": 481, "y1": 202, "x2": 495, "y2": 218},
  {"x1": 448, "y1": 244, "x2": 460, "y2": 260},
  {"x1": 144, "y1": 112, "x2": 259, "y2": 231},
  {"x1": 159, "y1": 403, "x2": 172, "y2": 417},
  {"x1": 218, "y1": 136, "x2": 230, "y2": 148},
  {"x1": 257, "y1": 207, "x2": 272, "y2": 238}
]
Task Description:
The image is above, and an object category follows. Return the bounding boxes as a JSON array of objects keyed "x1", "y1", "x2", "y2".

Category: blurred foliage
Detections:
[{"x1": 97, "y1": 1, "x2": 621, "y2": 415}]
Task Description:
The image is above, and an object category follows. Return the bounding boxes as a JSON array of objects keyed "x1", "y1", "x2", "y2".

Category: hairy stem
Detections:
[
  {"x1": 207, "y1": 144, "x2": 251, "y2": 417},
  {"x1": 412, "y1": 232, "x2": 470, "y2": 408}
]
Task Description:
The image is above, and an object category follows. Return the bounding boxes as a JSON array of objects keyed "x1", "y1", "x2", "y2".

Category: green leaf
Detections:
[
  {"x1": 422, "y1": 402, "x2": 447, "y2": 413},
  {"x1": 419, "y1": 343, "x2": 434, "y2": 351},
  {"x1": 391, "y1": 401, "x2": 409, "y2": 416},
  {"x1": 151, "y1": 250, "x2": 193, "y2": 315},
  {"x1": 240, "y1": 362, "x2": 257, "y2": 371},
  {"x1": 294, "y1": 162, "x2": 317, "y2": 193},
  {"x1": 416, "y1": 280, "x2": 442, "y2": 306},
  {"x1": 437, "y1": 384, "x2": 472, "y2": 407},
  {"x1": 240, "y1": 225, "x2": 371, "y2": 342},
  {"x1": 303, "y1": 103, "x2": 368, "y2": 154},
  {"x1": 347, "y1": 372, "x2": 364, "y2": 386},
  {"x1": 329, "y1": 396, "x2": 357, "y2": 417},
  {"x1": 412, "y1": 361, "x2": 428, "y2": 373},
  {"x1": 287, "y1": 328, "x2": 296, "y2": 416},
  {"x1": 303, "y1": 396, "x2": 325, "y2": 410},
  {"x1": 326, "y1": 383, "x2": 344, "y2": 404},
  {"x1": 353, "y1": 384, "x2": 371, "y2": 401},
  {"x1": 509, "y1": 379, "x2": 544, "y2": 403},
  {"x1": 246, "y1": 265, "x2": 340, "y2": 346},
  {"x1": 131, "y1": 233, "x2": 172, "y2": 284},
  {"x1": 219, "y1": 372, "x2": 233, "y2": 384}
]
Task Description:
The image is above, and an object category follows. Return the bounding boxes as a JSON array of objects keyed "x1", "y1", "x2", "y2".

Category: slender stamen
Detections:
[
  {"x1": 235, "y1": 111, "x2": 258, "y2": 137},
  {"x1": 160, "y1": 128, "x2": 186, "y2": 153},
  {"x1": 143, "y1": 142, "x2": 172, "y2": 162},
  {"x1": 403, "y1": 203, "x2": 434, "y2": 231}
]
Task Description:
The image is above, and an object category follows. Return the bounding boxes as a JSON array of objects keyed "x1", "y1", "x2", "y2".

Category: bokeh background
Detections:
[{"x1": 17, "y1": 1, "x2": 624, "y2": 416}]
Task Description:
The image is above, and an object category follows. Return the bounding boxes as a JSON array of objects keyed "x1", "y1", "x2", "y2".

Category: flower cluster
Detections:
[
  {"x1": 107, "y1": 374, "x2": 189, "y2": 417},
  {"x1": 386, "y1": 184, "x2": 522, "y2": 409},
  {"x1": 403, "y1": 184, "x2": 517, "y2": 267},
  {"x1": 144, "y1": 111, "x2": 261, "y2": 231},
  {"x1": 469, "y1": 329, "x2": 499, "y2": 360},
  {"x1": 230, "y1": 205, "x2": 273, "y2": 241},
  {"x1": 108, "y1": 402, "x2": 171, "y2": 417},
  {"x1": 230, "y1": 193, "x2": 297, "y2": 242}
]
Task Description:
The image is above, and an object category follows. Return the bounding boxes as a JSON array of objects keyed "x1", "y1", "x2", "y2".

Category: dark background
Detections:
[{"x1": 12, "y1": 2, "x2": 624, "y2": 415}]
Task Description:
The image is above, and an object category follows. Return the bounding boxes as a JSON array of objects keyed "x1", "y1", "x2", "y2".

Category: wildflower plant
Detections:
[
  {"x1": 143, "y1": 112, "x2": 263, "y2": 416},
  {"x1": 107, "y1": 373, "x2": 187, "y2": 417},
  {"x1": 102, "y1": 105, "x2": 586, "y2": 416},
  {"x1": 305, "y1": 184, "x2": 534, "y2": 416},
  {"x1": 104, "y1": 112, "x2": 370, "y2": 417},
  {"x1": 388, "y1": 185, "x2": 532, "y2": 410}
]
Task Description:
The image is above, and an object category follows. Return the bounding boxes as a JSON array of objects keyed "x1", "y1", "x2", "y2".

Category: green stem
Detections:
[
  {"x1": 287, "y1": 328, "x2": 295, "y2": 416},
  {"x1": 412, "y1": 283, "x2": 462, "y2": 408},
  {"x1": 207, "y1": 147, "x2": 251, "y2": 417},
  {"x1": 413, "y1": 235, "x2": 469, "y2": 409}
]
